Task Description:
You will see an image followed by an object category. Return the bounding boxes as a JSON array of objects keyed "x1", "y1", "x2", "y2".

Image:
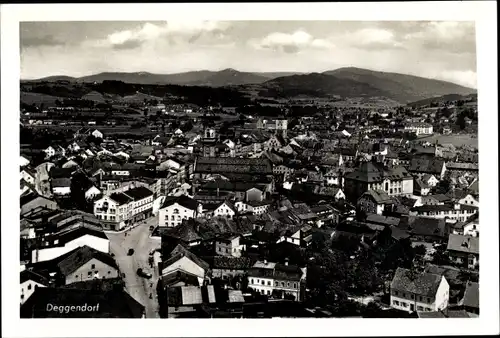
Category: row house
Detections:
[
  {"x1": 247, "y1": 260, "x2": 307, "y2": 302},
  {"x1": 93, "y1": 186, "x2": 154, "y2": 230},
  {"x1": 409, "y1": 203, "x2": 478, "y2": 223}
]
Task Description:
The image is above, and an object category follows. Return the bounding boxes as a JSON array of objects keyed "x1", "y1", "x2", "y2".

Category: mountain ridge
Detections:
[{"x1": 22, "y1": 67, "x2": 476, "y2": 104}]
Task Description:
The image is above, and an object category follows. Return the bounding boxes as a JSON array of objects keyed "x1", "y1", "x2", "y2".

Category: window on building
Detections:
[
  {"x1": 427, "y1": 298, "x2": 431, "y2": 303},
  {"x1": 393, "y1": 300, "x2": 399, "y2": 306},
  {"x1": 75, "y1": 275, "x2": 78, "y2": 279},
  {"x1": 410, "y1": 294, "x2": 414, "y2": 300},
  {"x1": 294, "y1": 283, "x2": 297, "y2": 289},
  {"x1": 261, "y1": 280, "x2": 265, "y2": 285},
  {"x1": 267, "y1": 290, "x2": 271, "y2": 295},
  {"x1": 287, "y1": 282, "x2": 290, "y2": 287},
  {"x1": 402, "y1": 293, "x2": 406, "y2": 298},
  {"x1": 251, "y1": 279, "x2": 254, "y2": 284},
  {"x1": 394, "y1": 290, "x2": 398, "y2": 296},
  {"x1": 173, "y1": 209, "x2": 179, "y2": 214},
  {"x1": 108, "y1": 271, "x2": 111, "y2": 274},
  {"x1": 27, "y1": 284, "x2": 32, "y2": 290},
  {"x1": 91, "y1": 264, "x2": 96, "y2": 269},
  {"x1": 88, "y1": 271, "x2": 92, "y2": 277},
  {"x1": 267, "y1": 281, "x2": 271, "y2": 286},
  {"x1": 21, "y1": 294, "x2": 24, "y2": 300}
]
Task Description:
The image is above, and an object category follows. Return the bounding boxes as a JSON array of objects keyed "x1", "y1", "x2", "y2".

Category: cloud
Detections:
[
  {"x1": 20, "y1": 34, "x2": 65, "y2": 48},
  {"x1": 251, "y1": 30, "x2": 334, "y2": 53},
  {"x1": 403, "y1": 21, "x2": 476, "y2": 53},
  {"x1": 438, "y1": 70, "x2": 477, "y2": 88},
  {"x1": 345, "y1": 28, "x2": 404, "y2": 50},
  {"x1": 104, "y1": 21, "x2": 230, "y2": 50}
]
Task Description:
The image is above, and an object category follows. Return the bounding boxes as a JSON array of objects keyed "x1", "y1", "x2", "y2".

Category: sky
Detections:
[{"x1": 20, "y1": 21, "x2": 477, "y2": 88}]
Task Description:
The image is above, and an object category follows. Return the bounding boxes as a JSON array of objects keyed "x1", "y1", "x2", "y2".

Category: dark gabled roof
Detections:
[
  {"x1": 161, "y1": 195, "x2": 199, "y2": 210},
  {"x1": 122, "y1": 186, "x2": 153, "y2": 200},
  {"x1": 399, "y1": 216, "x2": 446, "y2": 238},
  {"x1": 207, "y1": 256, "x2": 254, "y2": 270},
  {"x1": 201, "y1": 180, "x2": 265, "y2": 192},
  {"x1": 390, "y1": 267, "x2": 443, "y2": 297},
  {"x1": 49, "y1": 167, "x2": 75, "y2": 179},
  {"x1": 56, "y1": 245, "x2": 118, "y2": 276},
  {"x1": 41, "y1": 225, "x2": 108, "y2": 249},
  {"x1": 52, "y1": 177, "x2": 71, "y2": 188},
  {"x1": 248, "y1": 261, "x2": 304, "y2": 282},
  {"x1": 109, "y1": 192, "x2": 133, "y2": 205},
  {"x1": 161, "y1": 270, "x2": 200, "y2": 288},
  {"x1": 20, "y1": 192, "x2": 46, "y2": 206},
  {"x1": 359, "y1": 190, "x2": 393, "y2": 205},
  {"x1": 20, "y1": 287, "x2": 145, "y2": 318},
  {"x1": 409, "y1": 158, "x2": 445, "y2": 175},
  {"x1": 345, "y1": 161, "x2": 410, "y2": 183},
  {"x1": 194, "y1": 156, "x2": 273, "y2": 175},
  {"x1": 163, "y1": 244, "x2": 210, "y2": 271},
  {"x1": 447, "y1": 234, "x2": 479, "y2": 255},
  {"x1": 164, "y1": 221, "x2": 202, "y2": 243},
  {"x1": 461, "y1": 281, "x2": 479, "y2": 309},
  {"x1": 365, "y1": 214, "x2": 400, "y2": 227},
  {"x1": 20, "y1": 269, "x2": 50, "y2": 286}
]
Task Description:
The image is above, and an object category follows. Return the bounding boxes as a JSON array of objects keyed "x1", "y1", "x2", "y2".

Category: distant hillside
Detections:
[
  {"x1": 253, "y1": 72, "x2": 304, "y2": 79},
  {"x1": 26, "y1": 69, "x2": 294, "y2": 87},
  {"x1": 23, "y1": 75, "x2": 77, "y2": 83},
  {"x1": 21, "y1": 91, "x2": 62, "y2": 106},
  {"x1": 407, "y1": 93, "x2": 478, "y2": 107},
  {"x1": 259, "y1": 72, "x2": 390, "y2": 99},
  {"x1": 324, "y1": 67, "x2": 476, "y2": 103},
  {"x1": 188, "y1": 68, "x2": 269, "y2": 87}
]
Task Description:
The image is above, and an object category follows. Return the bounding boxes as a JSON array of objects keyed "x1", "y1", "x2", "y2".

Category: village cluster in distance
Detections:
[{"x1": 19, "y1": 71, "x2": 479, "y2": 319}]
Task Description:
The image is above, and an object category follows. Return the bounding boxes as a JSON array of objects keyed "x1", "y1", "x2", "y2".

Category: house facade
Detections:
[
  {"x1": 158, "y1": 196, "x2": 201, "y2": 228},
  {"x1": 93, "y1": 186, "x2": 154, "y2": 230},
  {"x1": 344, "y1": 161, "x2": 413, "y2": 202},
  {"x1": 390, "y1": 267, "x2": 449, "y2": 313},
  {"x1": 247, "y1": 261, "x2": 307, "y2": 302}
]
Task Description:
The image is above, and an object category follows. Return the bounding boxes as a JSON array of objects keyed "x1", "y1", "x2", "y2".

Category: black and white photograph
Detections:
[{"x1": 1, "y1": 2, "x2": 498, "y2": 337}]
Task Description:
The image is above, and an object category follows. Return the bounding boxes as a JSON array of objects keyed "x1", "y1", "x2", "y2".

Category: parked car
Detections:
[
  {"x1": 137, "y1": 268, "x2": 152, "y2": 279},
  {"x1": 127, "y1": 248, "x2": 135, "y2": 256}
]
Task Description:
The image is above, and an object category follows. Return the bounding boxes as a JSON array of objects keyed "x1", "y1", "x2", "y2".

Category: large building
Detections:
[
  {"x1": 247, "y1": 260, "x2": 307, "y2": 302},
  {"x1": 158, "y1": 195, "x2": 201, "y2": 228},
  {"x1": 343, "y1": 161, "x2": 413, "y2": 202},
  {"x1": 404, "y1": 122, "x2": 433, "y2": 136},
  {"x1": 390, "y1": 267, "x2": 449, "y2": 313},
  {"x1": 192, "y1": 156, "x2": 274, "y2": 194},
  {"x1": 93, "y1": 186, "x2": 154, "y2": 230}
]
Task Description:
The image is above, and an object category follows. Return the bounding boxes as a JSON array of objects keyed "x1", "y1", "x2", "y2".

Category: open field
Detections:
[{"x1": 415, "y1": 133, "x2": 478, "y2": 149}]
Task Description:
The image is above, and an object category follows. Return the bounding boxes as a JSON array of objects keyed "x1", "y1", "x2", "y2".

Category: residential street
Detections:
[{"x1": 105, "y1": 216, "x2": 161, "y2": 318}]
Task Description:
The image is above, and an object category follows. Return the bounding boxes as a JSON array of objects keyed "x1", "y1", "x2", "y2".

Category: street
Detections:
[{"x1": 105, "y1": 216, "x2": 162, "y2": 318}]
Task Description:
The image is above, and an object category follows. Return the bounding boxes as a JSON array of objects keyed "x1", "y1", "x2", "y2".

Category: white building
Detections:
[
  {"x1": 91, "y1": 129, "x2": 103, "y2": 139},
  {"x1": 20, "y1": 270, "x2": 49, "y2": 304},
  {"x1": 20, "y1": 156, "x2": 30, "y2": 168},
  {"x1": 404, "y1": 123, "x2": 434, "y2": 136},
  {"x1": 390, "y1": 267, "x2": 449, "y2": 313},
  {"x1": 31, "y1": 226, "x2": 110, "y2": 263},
  {"x1": 213, "y1": 201, "x2": 237, "y2": 219},
  {"x1": 43, "y1": 146, "x2": 56, "y2": 158},
  {"x1": 85, "y1": 186, "x2": 101, "y2": 200},
  {"x1": 158, "y1": 195, "x2": 201, "y2": 228},
  {"x1": 93, "y1": 186, "x2": 154, "y2": 230},
  {"x1": 247, "y1": 260, "x2": 307, "y2": 302}
]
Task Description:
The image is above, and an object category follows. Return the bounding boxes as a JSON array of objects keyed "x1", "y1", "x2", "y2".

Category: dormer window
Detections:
[{"x1": 173, "y1": 208, "x2": 179, "y2": 214}]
